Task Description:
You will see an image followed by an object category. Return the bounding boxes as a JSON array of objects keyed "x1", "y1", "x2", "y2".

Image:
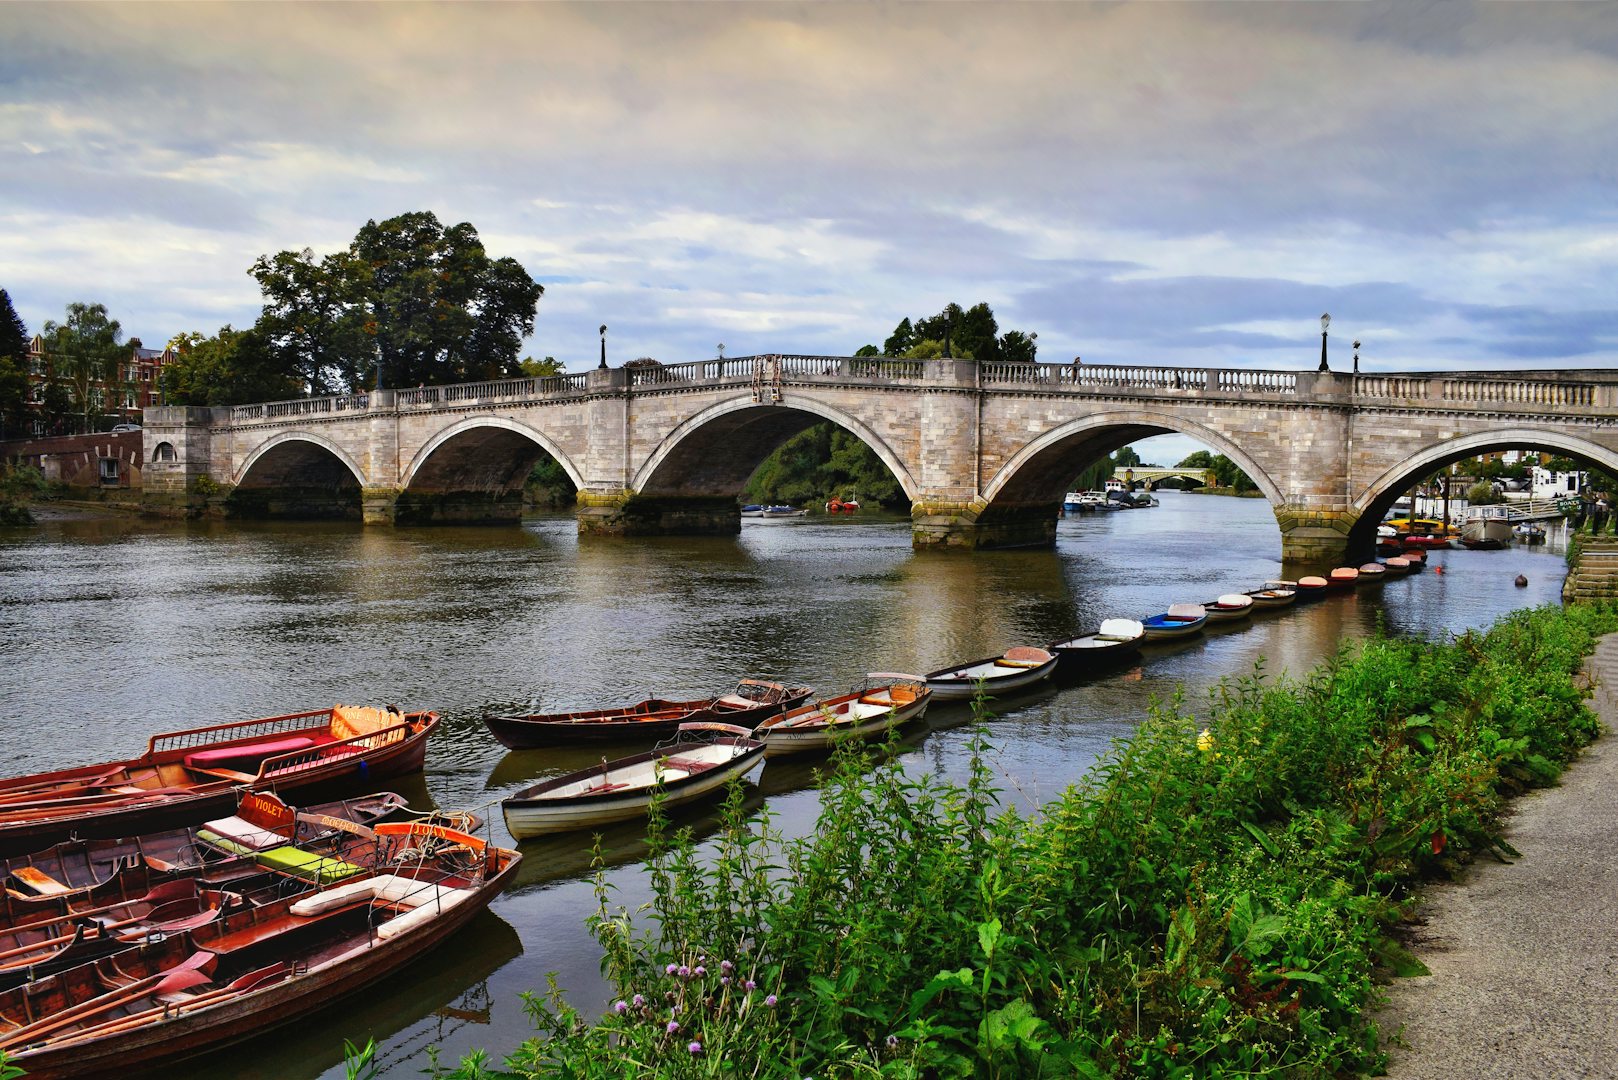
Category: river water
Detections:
[{"x1": 0, "y1": 493, "x2": 1574, "y2": 1077}]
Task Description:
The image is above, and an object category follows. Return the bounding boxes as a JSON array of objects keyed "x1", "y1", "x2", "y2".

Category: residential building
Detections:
[{"x1": 22, "y1": 335, "x2": 175, "y2": 435}]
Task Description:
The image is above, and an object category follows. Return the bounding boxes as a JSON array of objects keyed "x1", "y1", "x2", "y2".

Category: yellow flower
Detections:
[{"x1": 1196, "y1": 728, "x2": 1215, "y2": 753}]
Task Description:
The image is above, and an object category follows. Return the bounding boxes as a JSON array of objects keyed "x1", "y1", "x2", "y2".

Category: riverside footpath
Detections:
[{"x1": 1378, "y1": 631, "x2": 1618, "y2": 1077}]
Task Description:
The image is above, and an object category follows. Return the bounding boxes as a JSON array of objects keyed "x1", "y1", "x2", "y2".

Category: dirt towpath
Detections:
[{"x1": 1378, "y1": 632, "x2": 1618, "y2": 1077}]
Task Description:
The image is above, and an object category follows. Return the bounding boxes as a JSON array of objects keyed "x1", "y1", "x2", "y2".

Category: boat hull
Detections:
[
  {"x1": 1049, "y1": 634, "x2": 1143, "y2": 675},
  {"x1": 1141, "y1": 615, "x2": 1207, "y2": 639},
  {"x1": 484, "y1": 687, "x2": 810, "y2": 749}
]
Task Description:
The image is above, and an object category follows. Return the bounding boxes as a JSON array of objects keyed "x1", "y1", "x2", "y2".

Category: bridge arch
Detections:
[
  {"x1": 984, "y1": 408, "x2": 1286, "y2": 509},
  {"x1": 401, "y1": 416, "x2": 584, "y2": 492},
  {"x1": 632, "y1": 392, "x2": 920, "y2": 500},
  {"x1": 233, "y1": 431, "x2": 367, "y2": 488}
]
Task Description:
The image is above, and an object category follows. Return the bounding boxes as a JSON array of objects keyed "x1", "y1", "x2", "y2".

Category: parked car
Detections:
[{"x1": 110, "y1": 423, "x2": 142, "y2": 432}]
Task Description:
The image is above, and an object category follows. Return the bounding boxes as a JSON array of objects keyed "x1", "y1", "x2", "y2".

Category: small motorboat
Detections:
[
  {"x1": 501, "y1": 723, "x2": 766, "y2": 838},
  {"x1": 1327, "y1": 567, "x2": 1360, "y2": 589},
  {"x1": 924, "y1": 647, "x2": 1059, "y2": 701},
  {"x1": 759, "y1": 505, "x2": 808, "y2": 519},
  {"x1": 1375, "y1": 525, "x2": 1403, "y2": 556},
  {"x1": 1062, "y1": 492, "x2": 1084, "y2": 514},
  {"x1": 0, "y1": 706, "x2": 436, "y2": 857},
  {"x1": 824, "y1": 498, "x2": 860, "y2": 514},
  {"x1": 740, "y1": 504, "x2": 765, "y2": 518},
  {"x1": 1049, "y1": 619, "x2": 1145, "y2": 675},
  {"x1": 1201, "y1": 593, "x2": 1254, "y2": 622},
  {"x1": 1141, "y1": 604, "x2": 1208, "y2": 640},
  {"x1": 1356, "y1": 562, "x2": 1388, "y2": 585},
  {"x1": 482, "y1": 679, "x2": 812, "y2": 749},
  {"x1": 1514, "y1": 523, "x2": 1546, "y2": 545},
  {"x1": 753, "y1": 676, "x2": 931, "y2": 757},
  {"x1": 1382, "y1": 556, "x2": 1412, "y2": 575},
  {"x1": 1293, "y1": 576, "x2": 1329, "y2": 600},
  {"x1": 1246, "y1": 581, "x2": 1298, "y2": 609}
]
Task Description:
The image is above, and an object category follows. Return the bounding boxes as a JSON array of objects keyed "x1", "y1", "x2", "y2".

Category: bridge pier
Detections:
[
  {"x1": 912, "y1": 499, "x2": 1058, "y2": 551},
  {"x1": 393, "y1": 489, "x2": 524, "y2": 525},
  {"x1": 576, "y1": 491, "x2": 741, "y2": 538},
  {"x1": 1276, "y1": 505, "x2": 1363, "y2": 568}
]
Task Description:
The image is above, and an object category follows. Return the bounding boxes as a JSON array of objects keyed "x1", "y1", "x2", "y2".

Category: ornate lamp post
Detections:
[
  {"x1": 1353, "y1": 339, "x2": 1361, "y2": 374},
  {"x1": 598, "y1": 324, "x2": 607, "y2": 369},
  {"x1": 1318, "y1": 313, "x2": 1331, "y2": 372}
]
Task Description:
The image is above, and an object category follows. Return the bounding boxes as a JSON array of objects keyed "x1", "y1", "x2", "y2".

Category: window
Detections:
[
  {"x1": 99, "y1": 458, "x2": 120, "y2": 485},
  {"x1": 153, "y1": 442, "x2": 177, "y2": 462}
]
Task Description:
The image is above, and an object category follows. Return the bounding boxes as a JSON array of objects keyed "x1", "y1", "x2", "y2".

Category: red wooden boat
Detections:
[
  {"x1": 0, "y1": 820, "x2": 520, "y2": 1079},
  {"x1": 0, "y1": 706, "x2": 436, "y2": 857},
  {"x1": 0, "y1": 790, "x2": 410, "y2": 926},
  {"x1": 483, "y1": 679, "x2": 811, "y2": 749}
]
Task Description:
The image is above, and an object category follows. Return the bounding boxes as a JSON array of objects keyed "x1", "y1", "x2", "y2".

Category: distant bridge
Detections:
[
  {"x1": 1112, "y1": 467, "x2": 1217, "y2": 489},
  {"x1": 142, "y1": 355, "x2": 1618, "y2": 565}
]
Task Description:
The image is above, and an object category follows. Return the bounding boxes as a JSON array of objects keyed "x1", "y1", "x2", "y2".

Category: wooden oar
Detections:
[
  {"x1": 39, "y1": 963, "x2": 285, "y2": 1049},
  {"x1": 0, "y1": 972, "x2": 168, "y2": 1050}
]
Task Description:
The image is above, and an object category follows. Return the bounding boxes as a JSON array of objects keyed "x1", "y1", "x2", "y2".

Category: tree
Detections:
[
  {"x1": 1115, "y1": 445, "x2": 1143, "y2": 468},
  {"x1": 1177, "y1": 448, "x2": 1256, "y2": 492},
  {"x1": 883, "y1": 302, "x2": 1036, "y2": 362},
  {"x1": 883, "y1": 318, "x2": 916, "y2": 358},
  {"x1": 41, "y1": 302, "x2": 124, "y2": 433},
  {"x1": 0, "y1": 291, "x2": 27, "y2": 440},
  {"x1": 853, "y1": 344, "x2": 879, "y2": 357},
  {"x1": 518, "y1": 356, "x2": 566, "y2": 377},
  {"x1": 252, "y1": 212, "x2": 544, "y2": 394},
  {"x1": 161, "y1": 325, "x2": 303, "y2": 406}
]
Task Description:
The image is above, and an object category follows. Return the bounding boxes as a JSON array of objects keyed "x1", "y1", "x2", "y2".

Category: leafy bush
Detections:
[{"x1": 430, "y1": 604, "x2": 1618, "y2": 1079}]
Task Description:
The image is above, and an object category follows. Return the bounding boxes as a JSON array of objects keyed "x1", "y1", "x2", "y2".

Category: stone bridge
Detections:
[{"x1": 140, "y1": 355, "x2": 1618, "y2": 565}]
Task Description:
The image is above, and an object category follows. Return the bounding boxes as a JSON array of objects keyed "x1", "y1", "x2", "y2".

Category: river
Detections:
[{"x1": 0, "y1": 492, "x2": 1574, "y2": 1077}]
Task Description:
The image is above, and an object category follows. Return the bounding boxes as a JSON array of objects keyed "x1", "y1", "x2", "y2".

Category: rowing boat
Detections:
[
  {"x1": 0, "y1": 820, "x2": 519, "y2": 1079},
  {"x1": 483, "y1": 679, "x2": 811, "y2": 749},
  {"x1": 0, "y1": 706, "x2": 436, "y2": 856},
  {"x1": 1049, "y1": 619, "x2": 1145, "y2": 675},
  {"x1": 1141, "y1": 604, "x2": 1208, "y2": 640},
  {"x1": 501, "y1": 723, "x2": 766, "y2": 838},
  {"x1": 924, "y1": 647, "x2": 1059, "y2": 701},
  {"x1": 752, "y1": 676, "x2": 931, "y2": 757}
]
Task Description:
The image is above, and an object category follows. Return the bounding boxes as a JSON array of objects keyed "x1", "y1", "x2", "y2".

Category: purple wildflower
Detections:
[
  {"x1": 665, "y1": 963, "x2": 678, "y2": 976},
  {"x1": 745, "y1": 979, "x2": 757, "y2": 991},
  {"x1": 720, "y1": 959, "x2": 734, "y2": 974},
  {"x1": 666, "y1": 1020, "x2": 680, "y2": 1035},
  {"x1": 678, "y1": 965, "x2": 691, "y2": 978},
  {"x1": 720, "y1": 976, "x2": 730, "y2": 986},
  {"x1": 688, "y1": 1042, "x2": 703, "y2": 1055},
  {"x1": 694, "y1": 965, "x2": 707, "y2": 977},
  {"x1": 613, "y1": 1001, "x2": 628, "y2": 1014},
  {"x1": 632, "y1": 994, "x2": 645, "y2": 1007},
  {"x1": 765, "y1": 994, "x2": 778, "y2": 1007},
  {"x1": 886, "y1": 1034, "x2": 899, "y2": 1048}
]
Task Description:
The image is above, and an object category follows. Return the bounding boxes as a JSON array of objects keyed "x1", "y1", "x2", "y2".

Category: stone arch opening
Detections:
[
  {"x1": 1347, "y1": 428, "x2": 1618, "y2": 556},
  {"x1": 399, "y1": 418, "x2": 583, "y2": 525},
  {"x1": 634, "y1": 395, "x2": 917, "y2": 503},
  {"x1": 973, "y1": 410, "x2": 1285, "y2": 548},
  {"x1": 152, "y1": 441, "x2": 176, "y2": 463},
  {"x1": 232, "y1": 434, "x2": 365, "y2": 520}
]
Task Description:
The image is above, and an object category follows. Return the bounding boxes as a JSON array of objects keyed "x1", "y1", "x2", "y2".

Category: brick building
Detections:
[{"x1": 22, "y1": 335, "x2": 175, "y2": 436}]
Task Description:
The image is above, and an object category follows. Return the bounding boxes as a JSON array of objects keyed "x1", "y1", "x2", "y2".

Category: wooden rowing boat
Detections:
[
  {"x1": 482, "y1": 679, "x2": 812, "y2": 749},
  {"x1": 1293, "y1": 575, "x2": 1330, "y2": 600},
  {"x1": 501, "y1": 723, "x2": 766, "y2": 838},
  {"x1": 0, "y1": 706, "x2": 436, "y2": 857},
  {"x1": 924, "y1": 647, "x2": 1059, "y2": 701},
  {"x1": 0, "y1": 790, "x2": 409, "y2": 928},
  {"x1": 0, "y1": 821, "x2": 519, "y2": 1079},
  {"x1": 1327, "y1": 567, "x2": 1360, "y2": 589},
  {"x1": 1049, "y1": 619, "x2": 1145, "y2": 676},
  {"x1": 753, "y1": 676, "x2": 932, "y2": 757}
]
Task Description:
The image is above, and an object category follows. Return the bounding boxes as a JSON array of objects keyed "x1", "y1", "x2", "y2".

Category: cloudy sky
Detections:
[{"x1": 4, "y1": 1, "x2": 1615, "y2": 418}]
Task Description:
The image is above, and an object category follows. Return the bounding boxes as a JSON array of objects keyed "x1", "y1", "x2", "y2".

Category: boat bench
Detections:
[
  {"x1": 583, "y1": 780, "x2": 630, "y2": 794},
  {"x1": 183, "y1": 737, "x2": 318, "y2": 772},
  {"x1": 660, "y1": 756, "x2": 718, "y2": 774}
]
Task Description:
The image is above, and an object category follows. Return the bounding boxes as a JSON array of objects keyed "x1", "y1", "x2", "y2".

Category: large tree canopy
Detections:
[{"x1": 250, "y1": 211, "x2": 544, "y2": 393}]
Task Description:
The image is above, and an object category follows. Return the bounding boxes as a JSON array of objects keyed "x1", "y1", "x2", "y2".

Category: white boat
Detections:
[
  {"x1": 1201, "y1": 593, "x2": 1254, "y2": 621},
  {"x1": 1063, "y1": 492, "x2": 1084, "y2": 513},
  {"x1": 924, "y1": 647, "x2": 1058, "y2": 701},
  {"x1": 500, "y1": 723, "x2": 765, "y2": 837},
  {"x1": 753, "y1": 676, "x2": 931, "y2": 757},
  {"x1": 1246, "y1": 581, "x2": 1298, "y2": 608}
]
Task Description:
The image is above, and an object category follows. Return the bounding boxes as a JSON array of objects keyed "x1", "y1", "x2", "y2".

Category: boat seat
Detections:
[
  {"x1": 659, "y1": 756, "x2": 717, "y2": 774},
  {"x1": 584, "y1": 781, "x2": 630, "y2": 794},
  {"x1": 253, "y1": 846, "x2": 364, "y2": 885},
  {"x1": 993, "y1": 658, "x2": 1044, "y2": 669},
  {"x1": 289, "y1": 873, "x2": 472, "y2": 938},
  {"x1": 10, "y1": 866, "x2": 72, "y2": 896},
  {"x1": 183, "y1": 737, "x2": 317, "y2": 772},
  {"x1": 200, "y1": 814, "x2": 290, "y2": 852}
]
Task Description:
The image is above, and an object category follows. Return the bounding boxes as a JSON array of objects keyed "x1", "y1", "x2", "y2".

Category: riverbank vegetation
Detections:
[
  {"x1": 0, "y1": 464, "x2": 48, "y2": 525},
  {"x1": 430, "y1": 602, "x2": 1616, "y2": 1079}
]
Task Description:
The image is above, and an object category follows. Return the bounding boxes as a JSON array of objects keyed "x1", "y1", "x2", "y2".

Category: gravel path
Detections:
[{"x1": 1377, "y1": 633, "x2": 1618, "y2": 1078}]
